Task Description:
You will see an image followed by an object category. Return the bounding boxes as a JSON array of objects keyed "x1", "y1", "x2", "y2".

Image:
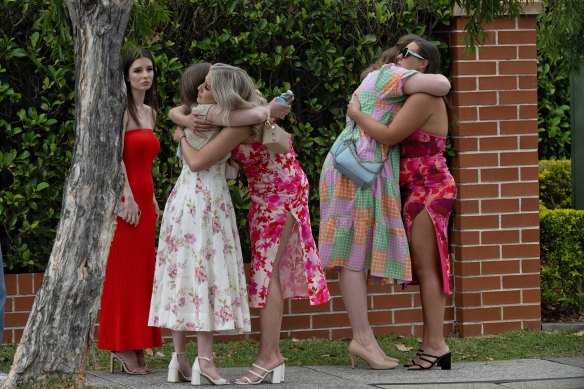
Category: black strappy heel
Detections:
[
  {"x1": 404, "y1": 348, "x2": 424, "y2": 367},
  {"x1": 408, "y1": 351, "x2": 451, "y2": 370}
]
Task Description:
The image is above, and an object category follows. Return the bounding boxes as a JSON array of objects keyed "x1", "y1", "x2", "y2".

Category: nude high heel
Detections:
[
  {"x1": 168, "y1": 351, "x2": 191, "y2": 383},
  {"x1": 234, "y1": 362, "x2": 286, "y2": 385},
  {"x1": 348, "y1": 339, "x2": 398, "y2": 370},
  {"x1": 191, "y1": 356, "x2": 229, "y2": 386},
  {"x1": 109, "y1": 352, "x2": 147, "y2": 375}
]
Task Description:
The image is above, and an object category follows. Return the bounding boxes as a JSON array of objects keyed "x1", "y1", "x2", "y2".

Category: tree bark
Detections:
[{"x1": 2, "y1": 0, "x2": 132, "y2": 387}]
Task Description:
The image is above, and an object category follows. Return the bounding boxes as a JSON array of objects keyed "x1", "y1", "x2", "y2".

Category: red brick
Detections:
[
  {"x1": 452, "y1": 61, "x2": 497, "y2": 76},
  {"x1": 484, "y1": 17, "x2": 517, "y2": 30},
  {"x1": 14, "y1": 296, "x2": 35, "y2": 312},
  {"x1": 372, "y1": 294, "x2": 413, "y2": 310},
  {"x1": 14, "y1": 329, "x2": 24, "y2": 343},
  {"x1": 5, "y1": 312, "x2": 29, "y2": 327},
  {"x1": 502, "y1": 274, "x2": 540, "y2": 289},
  {"x1": 455, "y1": 214, "x2": 500, "y2": 229},
  {"x1": 481, "y1": 167, "x2": 519, "y2": 182},
  {"x1": 453, "y1": 76, "x2": 477, "y2": 91},
  {"x1": 500, "y1": 151, "x2": 538, "y2": 166},
  {"x1": 394, "y1": 308, "x2": 423, "y2": 323},
  {"x1": 454, "y1": 261, "x2": 481, "y2": 277},
  {"x1": 522, "y1": 288, "x2": 541, "y2": 304},
  {"x1": 313, "y1": 313, "x2": 350, "y2": 328},
  {"x1": 519, "y1": 164, "x2": 538, "y2": 180},
  {"x1": 373, "y1": 325, "x2": 413, "y2": 338},
  {"x1": 18, "y1": 273, "x2": 34, "y2": 295},
  {"x1": 455, "y1": 106, "x2": 479, "y2": 121},
  {"x1": 451, "y1": 167, "x2": 479, "y2": 183},
  {"x1": 502, "y1": 243, "x2": 539, "y2": 259},
  {"x1": 518, "y1": 45, "x2": 537, "y2": 60},
  {"x1": 459, "y1": 306, "x2": 502, "y2": 322},
  {"x1": 500, "y1": 60, "x2": 537, "y2": 75},
  {"x1": 498, "y1": 30, "x2": 536, "y2": 45},
  {"x1": 481, "y1": 229, "x2": 520, "y2": 244},
  {"x1": 520, "y1": 197, "x2": 540, "y2": 212},
  {"x1": 484, "y1": 321, "x2": 522, "y2": 334},
  {"x1": 454, "y1": 121, "x2": 498, "y2": 136},
  {"x1": 518, "y1": 16, "x2": 537, "y2": 29},
  {"x1": 455, "y1": 199, "x2": 480, "y2": 214},
  {"x1": 451, "y1": 47, "x2": 477, "y2": 61},
  {"x1": 501, "y1": 213, "x2": 539, "y2": 228},
  {"x1": 500, "y1": 90, "x2": 537, "y2": 105},
  {"x1": 5, "y1": 274, "x2": 17, "y2": 295},
  {"x1": 452, "y1": 91, "x2": 498, "y2": 106},
  {"x1": 501, "y1": 182, "x2": 538, "y2": 198},
  {"x1": 451, "y1": 230, "x2": 480, "y2": 245},
  {"x1": 369, "y1": 310, "x2": 395, "y2": 325},
  {"x1": 4, "y1": 297, "x2": 13, "y2": 313},
  {"x1": 500, "y1": 119, "x2": 537, "y2": 134},
  {"x1": 478, "y1": 46, "x2": 517, "y2": 60},
  {"x1": 453, "y1": 136, "x2": 478, "y2": 153},
  {"x1": 458, "y1": 276, "x2": 502, "y2": 291},
  {"x1": 503, "y1": 304, "x2": 540, "y2": 320},
  {"x1": 455, "y1": 291, "x2": 482, "y2": 306},
  {"x1": 451, "y1": 30, "x2": 495, "y2": 46},
  {"x1": 330, "y1": 328, "x2": 353, "y2": 340},
  {"x1": 519, "y1": 104, "x2": 538, "y2": 119},
  {"x1": 521, "y1": 229, "x2": 539, "y2": 243},
  {"x1": 480, "y1": 106, "x2": 518, "y2": 120},
  {"x1": 518, "y1": 76, "x2": 537, "y2": 89},
  {"x1": 331, "y1": 296, "x2": 347, "y2": 312},
  {"x1": 522, "y1": 320, "x2": 541, "y2": 331},
  {"x1": 33, "y1": 273, "x2": 44, "y2": 293},
  {"x1": 483, "y1": 290, "x2": 521, "y2": 305},
  {"x1": 288, "y1": 329, "x2": 331, "y2": 339},
  {"x1": 458, "y1": 183, "x2": 500, "y2": 198},
  {"x1": 456, "y1": 322, "x2": 482, "y2": 337},
  {"x1": 521, "y1": 258, "x2": 540, "y2": 273},
  {"x1": 290, "y1": 299, "x2": 331, "y2": 313},
  {"x1": 519, "y1": 135, "x2": 538, "y2": 150},
  {"x1": 479, "y1": 75, "x2": 517, "y2": 91},
  {"x1": 482, "y1": 259, "x2": 521, "y2": 274},
  {"x1": 281, "y1": 314, "x2": 312, "y2": 330},
  {"x1": 480, "y1": 136, "x2": 518, "y2": 151},
  {"x1": 454, "y1": 153, "x2": 499, "y2": 168}
]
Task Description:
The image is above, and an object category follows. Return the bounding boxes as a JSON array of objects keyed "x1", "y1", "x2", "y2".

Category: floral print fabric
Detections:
[
  {"x1": 148, "y1": 162, "x2": 251, "y2": 333},
  {"x1": 232, "y1": 142, "x2": 330, "y2": 308},
  {"x1": 400, "y1": 129, "x2": 457, "y2": 294}
]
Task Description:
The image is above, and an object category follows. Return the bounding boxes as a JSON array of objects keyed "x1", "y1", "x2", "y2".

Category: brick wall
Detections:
[{"x1": 2, "y1": 6, "x2": 543, "y2": 344}]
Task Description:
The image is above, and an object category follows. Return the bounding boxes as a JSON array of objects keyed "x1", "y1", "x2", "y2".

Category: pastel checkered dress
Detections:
[{"x1": 319, "y1": 64, "x2": 415, "y2": 283}]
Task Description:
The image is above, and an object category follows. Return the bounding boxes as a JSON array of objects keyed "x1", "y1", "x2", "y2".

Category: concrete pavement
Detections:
[{"x1": 86, "y1": 357, "x2": 584, "y2": 388}]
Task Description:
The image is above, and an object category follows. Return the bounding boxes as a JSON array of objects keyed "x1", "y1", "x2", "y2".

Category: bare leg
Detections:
[
  {"x1": 235, "y1": 214, "x2": 295, "y2": 384},
  {"x1": 408, "y1": 210, "x2": 449, "y2": 368},
  {"x1": 172, "y1": 330, "x2": 191, "y2": 377},
  {"x1": 339, "y1": 268, "x2": 387, "y2": 360},
  {"x1": 196, "y1": 331, "x2": 223, "y2": 380}
]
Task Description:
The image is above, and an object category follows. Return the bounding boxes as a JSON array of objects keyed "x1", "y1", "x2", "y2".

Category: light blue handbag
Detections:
[{"x1": 330, "y1": 122, "x2": 387, "y2": 188}]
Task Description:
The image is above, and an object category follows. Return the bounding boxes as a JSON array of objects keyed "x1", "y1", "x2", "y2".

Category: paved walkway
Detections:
[{"x1": 86, "y1": 357, "x2": 584, "y2": 388}]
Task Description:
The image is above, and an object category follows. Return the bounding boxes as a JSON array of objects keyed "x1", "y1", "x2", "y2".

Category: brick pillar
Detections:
[{"x1": 449, "y1": 2, "x2": 543, "y2": 336}]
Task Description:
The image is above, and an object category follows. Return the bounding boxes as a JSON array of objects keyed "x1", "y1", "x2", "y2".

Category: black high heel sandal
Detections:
[
  {"x1": 404, "y1": 348, "x2": 424, "y2": 367},
  {"x1": 408, "y1": 351, "x2": 451, "y2": 370}
]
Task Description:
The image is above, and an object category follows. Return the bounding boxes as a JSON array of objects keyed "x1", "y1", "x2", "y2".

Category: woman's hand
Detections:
[
  {"x1": 189, "y1": 113, "x2": 215, "y2": 131},
  {"x1": 153, "y1": 195, "x2": 160, "y2": 222},
  {"x1": 118, "y1": 195, "x2": 140, "y2": 226},
  {"x1": 173, "y1": 127, "x2": 186, "y2": 143},
  {"x1": 346, "y1": 97, "x2": 362, "y2": 121},
  {"x1": 268, "y1": 99, "x2": 292, "y2": 120}
]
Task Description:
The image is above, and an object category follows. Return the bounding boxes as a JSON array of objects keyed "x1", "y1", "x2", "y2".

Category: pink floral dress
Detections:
[
  {"x1": 232, "y1": 141, "x2": 330, "y2": 308},
  {"x1": 400, "y1": 129, "x2": 457, "y2": 294}
]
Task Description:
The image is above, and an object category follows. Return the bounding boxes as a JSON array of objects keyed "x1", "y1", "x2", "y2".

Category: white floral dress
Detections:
[{"x1": 148, "y1": 158, "x2": 251, "y2": 333}]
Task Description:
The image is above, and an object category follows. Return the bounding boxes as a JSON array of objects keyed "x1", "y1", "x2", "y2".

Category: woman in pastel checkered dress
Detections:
[{"x1": 319, "y1": 34, "x2": 451, "y2": 369}]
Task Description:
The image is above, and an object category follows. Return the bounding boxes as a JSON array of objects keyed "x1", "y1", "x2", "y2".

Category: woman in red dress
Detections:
[{"x1": 98, "y1": 48, "x2": 162, "y2": 374}]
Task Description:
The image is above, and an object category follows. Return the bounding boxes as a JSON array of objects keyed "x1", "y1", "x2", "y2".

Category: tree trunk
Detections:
[{"x1": 2, "y1": 0, "x2": 132, "y2": 387}]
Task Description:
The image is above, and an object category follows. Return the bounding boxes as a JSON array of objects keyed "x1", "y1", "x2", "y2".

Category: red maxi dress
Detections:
[{"x1": 98, "y1": 129, "x2": 162, "y2": 351}]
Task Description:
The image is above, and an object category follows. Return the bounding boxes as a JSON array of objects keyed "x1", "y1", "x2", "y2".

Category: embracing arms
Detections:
[{"x1": 403, "y1": 73, "x2": 451, "y2": 96}]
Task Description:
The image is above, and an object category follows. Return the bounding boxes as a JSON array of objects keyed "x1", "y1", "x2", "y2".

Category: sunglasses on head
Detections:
[{"x1": 400, "y1": 47, "x2": 425, "y2": 60}]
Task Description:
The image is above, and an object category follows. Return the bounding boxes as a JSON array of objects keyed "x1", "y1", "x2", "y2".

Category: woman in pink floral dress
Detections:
[
  {"x1": 175, "y1": 63, "x2": 330, "y2": 385},
  {"x1": 347, "y1": 38, "x2": 456, "y2": 371}
]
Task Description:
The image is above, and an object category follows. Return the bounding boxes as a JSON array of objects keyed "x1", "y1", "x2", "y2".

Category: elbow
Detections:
[{"x1": 186, "y1": 160, "x2": 203, "y2": 172}]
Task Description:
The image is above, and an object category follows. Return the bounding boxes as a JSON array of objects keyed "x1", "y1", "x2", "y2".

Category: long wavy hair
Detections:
[
  {"x1": 179, "y1": 62, "x2": 212, "y2": 114},
  {"x1": 122, "y1": 47, "x2": 159, "y2": 127},
  {"x1": 360, "y1": 33, "x2": 421, "y2": 81},
  {"x1": 209, "y1": 63, "x2": 266, "y2": 136}
]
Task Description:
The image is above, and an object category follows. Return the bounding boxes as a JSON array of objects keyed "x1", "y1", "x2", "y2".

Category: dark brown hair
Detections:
[
  {"x1": 122, "y1": 47, "x2": 159, "y2": 127},
  {"x1": 360, "y1": 33, "x2": 421, "y2": 81},
  {"x1": 179, "y1": 62, "x2": 212, "y2": 114}
]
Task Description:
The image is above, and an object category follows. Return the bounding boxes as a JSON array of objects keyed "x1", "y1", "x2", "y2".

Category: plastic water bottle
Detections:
[{"x1": 275, "y1": 90, "x2": 294, "y2": 104}]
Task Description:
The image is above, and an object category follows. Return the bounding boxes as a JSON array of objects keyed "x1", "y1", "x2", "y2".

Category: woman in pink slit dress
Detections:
[{"x1": 347, "y1": 38, "x2": 456, "y2": 371}]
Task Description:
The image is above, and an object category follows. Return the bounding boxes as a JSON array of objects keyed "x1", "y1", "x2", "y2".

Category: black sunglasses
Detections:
[{"x1": 400, "y1": 47, "x2": 425, "y2": 60}]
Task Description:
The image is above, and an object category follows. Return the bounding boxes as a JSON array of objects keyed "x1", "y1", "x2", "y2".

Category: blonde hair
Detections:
[{"x1": 209, "y1": 63, "x2": 266, "y2": 136}]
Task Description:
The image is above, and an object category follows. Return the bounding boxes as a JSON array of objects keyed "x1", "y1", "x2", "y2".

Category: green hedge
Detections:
[
  {"x1": 0, "y1": 0, "x2": 452, "y2": 271},
  {"x1": 539, "y1": 159, "x2": 572, "y2": 209},
  {"x1": 540, "y1": 205, "x2": 584, "y2": 316}
]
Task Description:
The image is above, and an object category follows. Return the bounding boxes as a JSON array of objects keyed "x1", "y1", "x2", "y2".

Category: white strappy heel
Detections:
[
  {"x1": 167, "y1": 351, "x2": 191, "y2": 383},
  {"x1": 234, "y1": 362, "x2": 285, "y2": 385},
  {"x1": 191, "y1": 356, "x2": 229, "y2": 386}
]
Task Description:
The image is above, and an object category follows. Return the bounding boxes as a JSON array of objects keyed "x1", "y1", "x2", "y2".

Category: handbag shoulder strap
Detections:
[{"x1": 349, "y1": 118, "x2": 389, "y2": 163}]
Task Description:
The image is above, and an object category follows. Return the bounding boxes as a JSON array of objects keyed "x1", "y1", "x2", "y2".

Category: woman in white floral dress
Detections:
[{"x1": 148, "y1": 63, "x2": 271, "y2": 386}]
